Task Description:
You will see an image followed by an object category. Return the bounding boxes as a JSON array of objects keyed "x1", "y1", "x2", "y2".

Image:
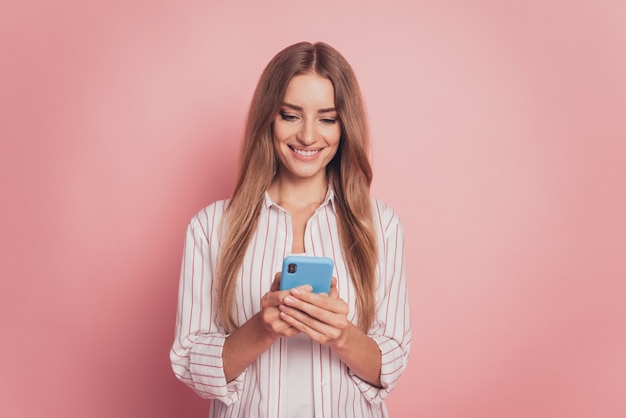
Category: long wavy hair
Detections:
[{"x1": 216, "y1": 41, "x2": 378, "y2": 333}]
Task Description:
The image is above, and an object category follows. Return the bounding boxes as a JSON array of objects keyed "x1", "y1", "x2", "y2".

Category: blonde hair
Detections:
[{"x1": 216, "y1": 42, "x2": 378, "y2": 332}]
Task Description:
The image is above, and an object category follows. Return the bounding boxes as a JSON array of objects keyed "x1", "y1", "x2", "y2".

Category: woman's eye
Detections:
[
  {"x1": 321, "y1": 118, "x2": 337, "y2": 124},
  {"x1": 280, "y1": 111, "x2": 298, "y2": 121}
]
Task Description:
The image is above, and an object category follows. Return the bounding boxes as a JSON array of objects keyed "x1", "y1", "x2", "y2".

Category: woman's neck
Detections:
[{"x1": 268, "y1": 174, "x2": 328, "y2": 210}]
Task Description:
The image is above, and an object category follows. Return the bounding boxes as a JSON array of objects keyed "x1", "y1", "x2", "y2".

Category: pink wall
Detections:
[{"x1": 1, "y1": 1, "x2": 625, "y2": 417}]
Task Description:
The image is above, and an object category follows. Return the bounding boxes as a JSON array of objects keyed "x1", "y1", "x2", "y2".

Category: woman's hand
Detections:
[
  {"x1": 223, "y1": 273, "x2": 306, "y2": 382},
  {"x1": 277, "y1": 277, "x2": 351, "y2": 349},
  {"x1": 259, "y1": 273, "x2": 304, "y2": 339},
  {"x1": 277, "y1": 277, "x2": 383, "y2": 387}
]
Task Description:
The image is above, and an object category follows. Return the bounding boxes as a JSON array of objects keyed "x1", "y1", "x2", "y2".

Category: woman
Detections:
[{"x1": 170, "y1": 41, "x2": 411, "y2": 418}]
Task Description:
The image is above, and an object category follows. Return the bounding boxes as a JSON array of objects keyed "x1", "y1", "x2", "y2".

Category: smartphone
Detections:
[{"x1": 279, "y1": 255, "x2": 334, "y2": 294}]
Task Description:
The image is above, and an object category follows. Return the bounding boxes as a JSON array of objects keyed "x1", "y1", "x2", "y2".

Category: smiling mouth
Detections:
[{"x1": 290, "y1": 146, "x2": 321, "y2": 157}]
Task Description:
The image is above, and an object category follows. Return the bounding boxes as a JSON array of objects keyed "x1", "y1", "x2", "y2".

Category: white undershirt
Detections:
[{"x1": 284, "y1": 333, "x2": 315, "y2": 418}]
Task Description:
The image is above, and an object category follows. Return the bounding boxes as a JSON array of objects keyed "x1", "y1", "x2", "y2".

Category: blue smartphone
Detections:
[{"x1": 279, "y1": 255, "x2": 334, "y2": 294}]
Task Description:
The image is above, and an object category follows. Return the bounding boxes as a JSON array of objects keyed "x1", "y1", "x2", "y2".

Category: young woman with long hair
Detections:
[{"x1": 171, "y1": 41, "x2": 411, "y2": 418}]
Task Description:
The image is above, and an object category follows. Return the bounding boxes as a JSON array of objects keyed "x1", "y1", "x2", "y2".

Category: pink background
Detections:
[{"x1": 1, "y1": 0, "x2": 625, "y2": 417}]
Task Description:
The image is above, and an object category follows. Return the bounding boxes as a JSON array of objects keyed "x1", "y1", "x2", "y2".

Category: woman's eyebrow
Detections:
[{"x1": 282, "y1": 102, "x2": 336, "y2": 113}]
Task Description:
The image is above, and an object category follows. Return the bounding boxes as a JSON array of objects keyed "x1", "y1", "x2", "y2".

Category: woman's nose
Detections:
[{"x1": 297, "y1": 120, "x2": 315, "y2": 144}]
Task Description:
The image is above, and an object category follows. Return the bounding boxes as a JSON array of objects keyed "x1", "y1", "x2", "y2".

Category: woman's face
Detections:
[{"x1": 272, "y1": 72, "x2": 341, "y2": 183}]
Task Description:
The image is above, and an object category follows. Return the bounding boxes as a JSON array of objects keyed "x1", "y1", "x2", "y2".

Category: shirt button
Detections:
[{"x1": 321, "y1": 381, "x2": 328, "y2": 387}]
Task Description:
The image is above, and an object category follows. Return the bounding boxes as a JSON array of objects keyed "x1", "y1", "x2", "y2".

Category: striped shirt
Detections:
[{"x1": 170, "y1": 190, "x2": 411, "y2": 418}]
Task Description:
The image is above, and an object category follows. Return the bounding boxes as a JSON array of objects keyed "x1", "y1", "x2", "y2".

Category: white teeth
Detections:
[{"x1": 293, "y1": 148, "x2": 319, "y2": 157}]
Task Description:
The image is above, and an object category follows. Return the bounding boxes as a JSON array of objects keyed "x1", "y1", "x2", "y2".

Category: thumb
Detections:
[
  {"x1": 329, "y1": 276, "x2": 339, "y2": 299},
  {"x1": 270, "y1": 272, "x2": 282, "y2": 292}
]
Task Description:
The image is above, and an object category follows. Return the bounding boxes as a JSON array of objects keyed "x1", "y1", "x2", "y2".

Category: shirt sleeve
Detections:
[
  {"x1": 349, "y1": 200, "x2": 412, "y2": 405},
  {"x1": 169, "y1": 205, "x2": 245, "y2": 405}
]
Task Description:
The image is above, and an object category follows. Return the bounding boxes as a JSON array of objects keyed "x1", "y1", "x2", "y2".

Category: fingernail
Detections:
[{"x1": 284, "y1": 296, "x2": 294, "y2": 305}]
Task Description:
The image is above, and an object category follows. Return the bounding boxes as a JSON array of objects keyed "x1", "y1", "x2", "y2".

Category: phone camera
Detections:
[{"x1": 287, "y1": 263, "x2": 297, "y2": 274}]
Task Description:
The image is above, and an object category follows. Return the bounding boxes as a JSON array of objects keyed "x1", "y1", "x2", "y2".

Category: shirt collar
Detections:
[{"x1": 263, "y1": 187, "x2": 337, "y2": 213}]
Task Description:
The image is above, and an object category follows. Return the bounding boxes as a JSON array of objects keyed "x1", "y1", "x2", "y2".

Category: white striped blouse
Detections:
[{"x1": 170, "y1": 190, "x2": 411, "y2": 418}]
